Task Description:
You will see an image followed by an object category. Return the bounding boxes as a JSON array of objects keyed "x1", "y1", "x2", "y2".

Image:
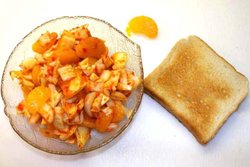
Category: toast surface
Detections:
[{"x1": 144, "y1": 36, "x2": 249, "y2": 144}]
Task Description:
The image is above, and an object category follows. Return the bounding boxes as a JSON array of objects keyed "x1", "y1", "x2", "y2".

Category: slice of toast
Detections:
[{"x1": 144, "y1": 36, "x2": 249, "y2": 144}]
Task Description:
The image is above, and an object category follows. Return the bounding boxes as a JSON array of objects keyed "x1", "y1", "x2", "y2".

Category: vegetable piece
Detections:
[
  {"x1": 110, "y1": 91, "x2": 127, "y2": 101},
  {"x1": 39, "y1": 103, "x2": 54, "y2": 123},
  {"x1": 84, "y1": 92, "x2": 97, "y2": 117},
  {"x1": 85, "y1": 81, "x2": 104, "y2": 92},
  {"x1": 59, "y1": 125, "x2": 77, "y2": 140},
  {"x1": 117, "y1": 70, "x2": 132, "y2": 90},
  {"x1": 10, "y1": 70, "x2": 22, "y2": 80},
  {"x1": 65, "y1": 136, "x2": 76, "y2": 144},
  {"x1": 79, "y1": 57, "x2": 97, "y2": 70},
  {"x1": 29, "y1": 112, "x2": 41, "y2": 124},
  {"x1": 31, "y1": 65, "x2": 41, "y2": 86},
  {"x1": 48, "y1": 84, "x2": 62, "y2": 107},
  {"x1": 128, "y1": 72, "x2": 141, "y2": 89},
  {"x1": 57, "y1": 31, "x2": 75, "y2": 49},
  {"x1": 53, "y1": 107, "x2": 69, "y2": 132},
  {"x1": 117, "y1": 83, "x2": 132, "y2": 91},
  {"x1": 32, "y1": 32, "x2": 58, "y2": 53},
  {"x1": 62, "y1": 100, "x2": 78, "y2": 119},
  {"x1": 21, "y1": 86, "x2": 32, "y2": 98},
  {"x1": 112, "y1": 52, "x2": 127, "y2": 69},
  {"x1": 119, "y1": 69, "x2": 128, "y2": 84},
  {"x1": 39, "y1": 126, "x2": 57, "y2": 138},
  {"x1": 71, "y1": 26, "x2": 91, "y2": 40},
  {"x1": 59, "y1": 75, "x2": 87, "y2": 98},
  {"x1": 107, "y1": 123, "x2": 118, "y2": 131},
  {"x1": 77, "y1": 98, "x2": 85, "y2": 111},
  {"x1": 20, "y1": 58, "x2": 38, "y2": 70},
  {"x1": 16, "y1": 100, "x2": 25, "y2": 113},
  {"x1": 68, "y1": 113, "x2": 81, "y2": 125},
  {"x1": 91, "y1": 93, "x2": 103, "y2": 113},
  {"x1": 93, "y1": 59, "x2": 105, "y2": 75},
  {"x1": 75, "y1": 126, "x2": 90, "y2": 149},
  {"x1": 69, "y1": 75, "x2": 87, "y2": 94},
  {"x1": 21, "y1": 78, "x2": 35, "y2": 88},
  {"x1": 82, "y1": 112, "x2": 95, "y2": 128},
  {"x1": 57, "y1": 65, "x2": 76, "y2": 81},
  {"x1": 97, "y1": 70, "x2": 111, "y2": 83},
  {"x1": 35, "y1": 53, "x2": 46, "y2": 64},
  {"x1": 99, "y1": 93, "x2": 110, "y2": 106},
  {"x1": 89, "y1": 73, "x2": 99, "y2": 81},
  {"x1": 104, "y1": 71, "x2": 120, "y2": 91},
  {"x1": 75, "y1": 37, "x2": 107, "y2": 59},
  {"x1": 102, "y1": 55, "x2": 113, "y2": 68}
]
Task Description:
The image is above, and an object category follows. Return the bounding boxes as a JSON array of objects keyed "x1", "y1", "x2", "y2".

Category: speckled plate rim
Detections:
[{"x1": 1, "y1": 16, "x2": 144, "y2": 155}]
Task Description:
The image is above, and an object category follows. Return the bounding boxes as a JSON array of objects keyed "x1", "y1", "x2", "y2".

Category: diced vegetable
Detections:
[
  {"x1": 79, "y1": 57, "x2": 97, "y2": 70},
  {"x1": 75, "y1": 126, "x2": 90, "y2": 149},
  {"x1": 29, "y1": 112, "x2": 41, "y2": 124},
  {"x1": 112, "y1": 52, "x2": 127, "y2": 69},
  {"x1": 58, "y1": 65, "x2": 76, "y2": 81},
  {"x1": 20, "y1": 58, "x2": 38, "y2": 70},
  {"x1": 110, "y1": 91, "x2": 127, "y2": 101},
  {"x1": 22, "y1": 78, "x2": 35, "y2": 88},
  {"x1": 48, "y1": 84, "x2": 62, "y2": 107},
  {"x1": 59, "y1": 74, "x2": 87, "y2": 98},
  {"x1": 53, "y1": 108, "x2": 69, "y2": 132},
  {"x1": 39, "y1": 103, "x2": 54, "y2": 123},
  {"x1": 91, "y1": 93, "x2": 103, "y2": 113},
  {"x1": 59, "y1": 126, "x2": 77, "y2": 140},
  {"x1": 97, "y1": 70, "x2": 111, "y2": 82},
  {"x1": 57, "y1": 31, "x2": 75, "y2": 49},
  {"x1": 31, "y1": 65, "x2": 41, "y2": 86},
  {"x1": 82, "y1": 112, "x2": 95, "y2": 128},
  {"x1": 62, "y1": 100, "x2": 78, "y2": 119},
  {"x1": 10, "y1": 70, "x2": 22, "y2": 80},
  {"x1": 71, "y1": 25, "x2": 91, "y2": 40},
  {"x1": 32, "y1": 32, "x2": 58, "y2": 54},
  {"x1": 84, "y1": 92, "x2": 97, "y2": 117}
]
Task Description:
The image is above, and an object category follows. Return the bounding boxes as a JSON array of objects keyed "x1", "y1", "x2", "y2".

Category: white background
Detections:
[{"x1": 0, "y1": 0, "x2": 250, "y2": 167}]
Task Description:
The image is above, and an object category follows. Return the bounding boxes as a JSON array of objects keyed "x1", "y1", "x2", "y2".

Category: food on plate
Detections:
[
  {"x1": 10, "y1": 25, "x2": 141, "y2": 149},
  {"x1": 144, "y1": 36, "x2": 249, "y2": 144},
  {"x1": 126, "y1": 16, "x2": 158, "y2": 39}
]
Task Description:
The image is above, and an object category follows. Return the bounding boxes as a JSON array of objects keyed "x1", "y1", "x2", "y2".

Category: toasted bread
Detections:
[{"x1": 144, "y1": 36, "x2": 249, "y2": 144}]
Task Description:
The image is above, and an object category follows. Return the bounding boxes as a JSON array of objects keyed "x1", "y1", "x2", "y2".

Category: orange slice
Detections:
[{"x1": 126, "y1": 16, "x2": 158, "y2": 39}]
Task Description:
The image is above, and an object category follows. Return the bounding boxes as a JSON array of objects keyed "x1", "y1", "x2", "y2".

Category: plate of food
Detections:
[{"x1": 1, "y1": 16, "x2": 143, "y2": 154}]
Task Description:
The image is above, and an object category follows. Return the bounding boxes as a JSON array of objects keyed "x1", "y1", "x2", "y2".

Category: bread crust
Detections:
[{"x1": 144, "y1": 36, "x2": 249, "y2": 144}]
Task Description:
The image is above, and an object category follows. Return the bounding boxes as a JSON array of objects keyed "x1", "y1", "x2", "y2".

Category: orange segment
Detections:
[
  {"x1": 54, "y1": 48, "x2": 80, "y2": 65},
  {"x1": 75, "y1": 37, "x2": 107, "y2": 59},
  {"x1": 95, "y1": 107, "x2": 113, "y2": 132},
  {"x1": 111, "y1": 104, "x2": 125, "y2": 123},
  {"x1": 126, "y1": 16, "x2": 158, "y2": 39},
  {"x1": 26, "y1": 86, "x2": 51, "y2": 114}
]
